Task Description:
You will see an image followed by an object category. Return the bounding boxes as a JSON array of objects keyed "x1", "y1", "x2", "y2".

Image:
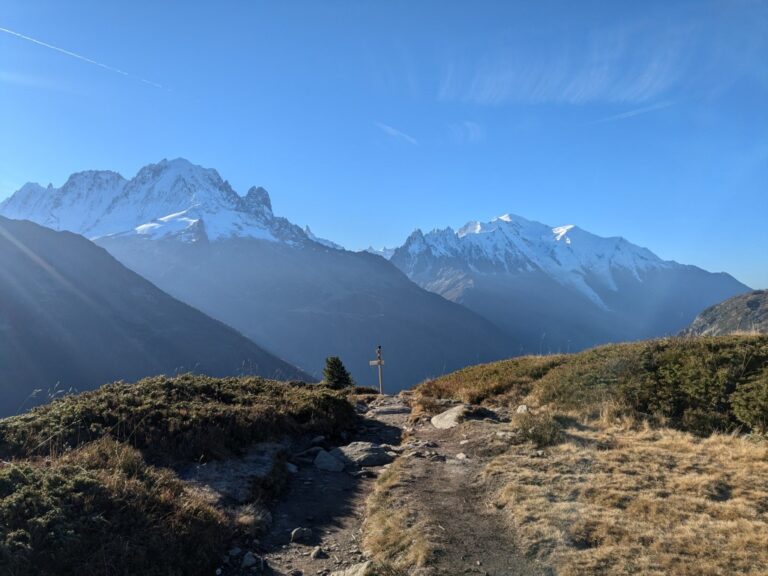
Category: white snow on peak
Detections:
[
  {"x1": 364, "y1": 246, "x2": 396, "y2": 260},
  {"x1": 0, "y1": 158, "x2": 307, "y2": 244},
  {"x1": 552, "y1": 224, "x2": 575, "y2": 242},
  {"x1": 398, "y1": 212, "x2": 672, "y2": 307},
  {"x1": 304, "y1": 226, "x2": 343, "y2": 250}
]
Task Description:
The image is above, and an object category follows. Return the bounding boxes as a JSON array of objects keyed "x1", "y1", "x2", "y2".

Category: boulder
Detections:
[
  {"x1": 430, "y1": 404, "x2": 470, "y2": 429},
  {"x1": 330, "y1": 561, "x2": 375, "y2": 576},
  {"x1": 241, "y1": 552, "x2": 259, "y2": 568},
  {"x1": 310, "y1": 546, "x2": 328, "y2": 559},
  {"x1": 330, "y1": 442, "x2": 395, "y2": 468},
  {"x1": 313, "y1": 450, "x2": 345, "y2": 472},
  {"x1": 290, "y1": 527, "x2": 312, "y2": 543}
]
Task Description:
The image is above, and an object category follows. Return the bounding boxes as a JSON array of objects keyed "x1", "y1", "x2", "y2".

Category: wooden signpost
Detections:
[{"x1": 369, "y1": 345, "x2": 385, "y2": 394}]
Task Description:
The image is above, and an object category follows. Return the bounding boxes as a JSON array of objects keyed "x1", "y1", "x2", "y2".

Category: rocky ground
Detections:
[
  {"x1": 189, "y1": 395, "x2": 548, "y2": 576},
  {"x1": 388, "y1": 404, "x2": 549, "y2": 576}
]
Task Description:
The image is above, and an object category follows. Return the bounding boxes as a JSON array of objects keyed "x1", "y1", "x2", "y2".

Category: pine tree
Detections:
[{"x1": 323, "y1": 356, "x2": 354, "y2": 389}]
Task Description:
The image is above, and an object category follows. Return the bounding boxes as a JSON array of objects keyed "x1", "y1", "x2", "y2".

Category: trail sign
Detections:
[{"x1": 369, "y1": 345, "x2": 385, "y2": 394}]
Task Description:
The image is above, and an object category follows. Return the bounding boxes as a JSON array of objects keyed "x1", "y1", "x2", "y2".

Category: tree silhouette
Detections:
[{"x1": 323, "y1": 356, "x2": 354, "y2": 389}]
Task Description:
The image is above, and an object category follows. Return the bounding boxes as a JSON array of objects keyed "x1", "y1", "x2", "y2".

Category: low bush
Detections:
[
  {"x1": 0, "y1": 374, "x2": 357, "y2": 461},
  {"x1": 513, "y1": 412, "x2": 564, "y2": 447},
  {"x1": 416, "y1": 336, "x2": 768, "y2": 435},
  {"x1": 0, "y1": 438, "x2": 226, "y2": 576}
]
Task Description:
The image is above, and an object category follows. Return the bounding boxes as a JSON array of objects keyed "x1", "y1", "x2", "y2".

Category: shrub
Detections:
[
  {"x1": 0, "y1": 374, "x2": 357, "y2": 461},
  {"x1": 0, "y1": 438, "x2": 226, "y2": 576},
  {"x1": 732, "y1": 372, "x2": 768, "y2": 433},
  {"x1": 513, "y1": 412, "x2": 564, "y2": 447},
  {"x1": 416, "y1": 335, "x2": 768, "y2": 436},
  {"x1": 323, "y1": 356, "x2": 355, "y2": 390}
]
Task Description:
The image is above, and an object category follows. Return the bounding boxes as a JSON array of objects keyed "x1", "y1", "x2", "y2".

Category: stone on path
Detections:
[
  {"x1": 291, "y1": 527, "x2": 312, "y2": 543},
  {"x1": 431, "y1": 404, "x2": 471, "y2": 429},
  {"x1": 314, "y1": 449, "x2": 346, "y2": 472},
  {"x1": 330, "y1": 442, "x2": 395, "y2": 468},
  {"x1": 310, "y1": 546, "x2": 329, "y2": 559},
  {"x1": 330, "y1": 561, "x2": 375, "y2": 576},
  {"x1": 241, "y1": 551, "x2": 259, "y2": 568}
]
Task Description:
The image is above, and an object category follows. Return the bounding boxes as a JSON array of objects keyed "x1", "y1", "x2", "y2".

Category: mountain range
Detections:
[
  {"x1": 0, "y1": 158, "x2": 751, "y2": 390},
  {"x1": 387, "y1": 215, "x2": 750, "y2": 353},
  {"x1": 0, "y1": 216, "x2": 308, "y2": 416},
  {"x1": 0, "y1": 159, "x2": 511, "y2": 388}
]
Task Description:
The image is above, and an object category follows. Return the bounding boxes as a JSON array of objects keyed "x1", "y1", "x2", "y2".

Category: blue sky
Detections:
[{"x1": 1, "y1": 0, "x2": 766, "y2": 287}]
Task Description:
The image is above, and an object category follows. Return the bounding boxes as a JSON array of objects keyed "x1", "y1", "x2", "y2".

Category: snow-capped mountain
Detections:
[
  {"x1": 394, "y1": 213, "x2": 673, "y2": 308},
  {"x1": 364, "y1": 246, "x2": 396, "y2": 260},
  {"x1": 0, "y1": 158, "x2": 308, "y2": 244},
  {"x1": 304, "y1": 226, "x2": 344, "y2": 250},
  {"x1": 390, "y1": 213, "x2": 750, "y2": 352},
  {"x1": 0, "y1": 159, "x2": 513, "y2": 389}
]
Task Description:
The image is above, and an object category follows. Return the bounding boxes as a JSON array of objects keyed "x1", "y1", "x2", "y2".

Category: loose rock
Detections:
[
  {"x1": 241, "y1": 551, "x2": 258, "y2": 568},
  {"x1": 314, "y1": 450, "x2": 345, "y2": 472},
  {"x1": 330, "y1": 561, "x2": 375, "y2": 576},
  {"x1": 431, "y1": 404, "x2": 470, "y2": 429},
  {"x1": 291, "y1": 527, "x2": 313, "y2": 543},
  {"x1": 311, "y1": 546, "x2": 329, "y2": 559},
  {"x1": 330, "y1": 442, "x2": 395, "y2": 468}
]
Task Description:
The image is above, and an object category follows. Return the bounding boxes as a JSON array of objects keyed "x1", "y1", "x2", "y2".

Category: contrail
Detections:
[{"x1": 0, "y1": 25, "x2": 163, "y2": 89}]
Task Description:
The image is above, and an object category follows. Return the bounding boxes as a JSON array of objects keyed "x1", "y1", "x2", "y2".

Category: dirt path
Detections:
[
  {"x1": 257, "y1": 395, "x2": 411, "y2": 576},
  {"x1": 392, "y1": 409, "x2": 550, "y2": 576},
  {"x1": 208, "y1": 396, "x2": 548, "y2": 576}
]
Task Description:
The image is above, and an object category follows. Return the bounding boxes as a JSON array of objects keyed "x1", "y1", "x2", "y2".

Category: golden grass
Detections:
[
  {"x1": 485, "y1": 421, "x2": 768, "y2": 575},
  {"x1": 414, "y1": 354, "x2": 566, "y2": 413},
  {"x1": 363, "y1": 459, "x2": 434, "y2": 570}
]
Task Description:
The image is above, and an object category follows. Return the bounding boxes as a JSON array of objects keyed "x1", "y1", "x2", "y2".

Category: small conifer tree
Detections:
[{"x1": 323, "y1": 356, "x2": 354, "y2": 389}]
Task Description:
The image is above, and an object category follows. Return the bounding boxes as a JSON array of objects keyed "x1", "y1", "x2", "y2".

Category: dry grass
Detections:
[
  {"x1": 485, "y1": 421, "x2": 768, "y2": 575},
  {"x1": 415, "y1": 336, "x2": 768, "y2": 435},
  {"x1": 412, "y1": 335, "x2": 768, "y2": 575},
  {"x1": 363, "y1": 459, "x2": 434, "y2": 570},
  {"x1": 415, "y1": 354, "x2": 566, "y2": 413}
]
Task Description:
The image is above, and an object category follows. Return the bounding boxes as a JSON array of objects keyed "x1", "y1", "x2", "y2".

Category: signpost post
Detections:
[{"x1": 369, "y1": 345, "x2": 385, "y2": 394}]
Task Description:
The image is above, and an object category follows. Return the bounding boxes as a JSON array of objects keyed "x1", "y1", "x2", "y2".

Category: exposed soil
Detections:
[
  {"x1": 208, "y1": 396, "x2": 549, "y2": 576},
  {"x1": 388, "y1": 410, "x2": 552, "y2": 576}
]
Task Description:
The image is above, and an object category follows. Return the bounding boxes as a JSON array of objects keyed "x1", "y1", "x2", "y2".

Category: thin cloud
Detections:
[
  {"x1": 448, "y1": 121, "x2": 484, "y2": 144},
  {"x1": 589, "y1": 101, "x2": 674, "y2": 124},
  {"x1": 439, "y1": 23, "x2": 690, "y2": 105},
  {"x1": 0, "y1": 25, "x2": 164, "y2": 89},
  {"x1": 375, "y1": 122, "x2": 418, "y2": 145}
]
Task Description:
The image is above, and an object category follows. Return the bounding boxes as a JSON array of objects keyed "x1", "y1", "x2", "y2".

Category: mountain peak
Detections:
[
  {"x1": 244, "y1": 186, "x2": 273, "y2": 214},
  {"x1": 0, "y1": 159, "x2": 307, "y2": 244}
]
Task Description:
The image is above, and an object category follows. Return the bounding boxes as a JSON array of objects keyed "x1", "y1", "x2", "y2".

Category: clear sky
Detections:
[{"x1": 1, "y1": 1, "x2": 766, "y2": 287}]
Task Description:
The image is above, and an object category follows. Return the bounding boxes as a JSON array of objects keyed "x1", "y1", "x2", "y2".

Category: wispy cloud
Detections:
[
  {"x1": 589, "y1": 101, "x2": 675, "y2": 124},
  {"x1": 375, "y1": 122, "x2": 418, "y2": 145},
  {"x1": 448, "y1": 121, "x2": 484, "y2": 144},
  {"x1": 0, "y1": 25, "x2": 164, "y2": 89},
  {"x1": 439, "y1": 23, "x2": 692, "y2": 106}
]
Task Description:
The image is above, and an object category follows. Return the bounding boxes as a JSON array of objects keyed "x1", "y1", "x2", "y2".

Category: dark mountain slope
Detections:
[
  {"x1": 0, "y1": 217, "x2": 308, "y2": 415},
  {"x1": 98, "y1": 235, "x2": 514, "y2": 388}
]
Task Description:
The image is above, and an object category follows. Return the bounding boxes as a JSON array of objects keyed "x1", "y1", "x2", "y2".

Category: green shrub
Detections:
[
  {"x1": 0, "y1": 374, "x2": 357, "y2": 461},
  {"x1": 323, "y1": 356, "x2": 355, "y2": 390},
  {"x1": 0, "y1": 438, "x2": 226, "y2": 576},
  {"x1": 732, "y1": 373, "x2": 768, "y2": 433},
  {"x1": 417, "y1": 336, "x2": 768, "y2": 436},
  {"x1": 514, "y1": 412, "x2": 564, "y2": 447}
]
